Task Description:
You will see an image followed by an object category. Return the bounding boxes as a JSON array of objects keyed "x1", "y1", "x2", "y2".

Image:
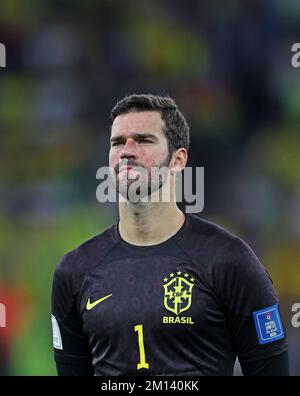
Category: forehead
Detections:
[{"x1": 111, "y1": 111, "x2": 166, "y2": 138}]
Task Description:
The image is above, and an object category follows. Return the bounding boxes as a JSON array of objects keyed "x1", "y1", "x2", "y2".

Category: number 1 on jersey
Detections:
[{"x1": 134, "y1": 324, "x2": 149, "y2": 369}]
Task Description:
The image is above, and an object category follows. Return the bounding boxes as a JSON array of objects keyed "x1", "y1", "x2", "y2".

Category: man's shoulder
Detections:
[
  {"x1": 182, "y1": 214, "x2": 258, "y2": 264},
  {"x1": 185, "y1": 213, "x2": 242, "y2": 244},
  {"x1": 178, "y1": 214, "x2": 266, "y2": 290},
  {"x1": 54, "y1": 223, "x2": 117, "y2": 277}
]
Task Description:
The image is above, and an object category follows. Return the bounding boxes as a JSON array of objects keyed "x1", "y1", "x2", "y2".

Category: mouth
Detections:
[{"x1": 119, "y1": 165, "x2": 133, "y2": 173}]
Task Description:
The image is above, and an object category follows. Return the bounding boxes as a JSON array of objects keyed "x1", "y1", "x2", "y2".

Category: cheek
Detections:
[
  {"x1": 143, "y1": 148, "x2": 169, "y2": 168},
  {"x1": 142, "y1": 156, "x2": 153, "y2": 167},
  {"x1": 109, "y1": 150, "x2": 119, "y2": 167},
  {"x1": 140, "y1": 153, "x2": 158, "y2": 170}
]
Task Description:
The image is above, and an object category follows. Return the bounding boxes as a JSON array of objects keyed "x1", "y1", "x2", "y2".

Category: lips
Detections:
[{"x1": 119, "y1": 165, "x2": 133, "y2": 172}]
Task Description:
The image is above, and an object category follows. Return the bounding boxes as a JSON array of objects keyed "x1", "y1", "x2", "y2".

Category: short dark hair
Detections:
[{"x1": 110, "y1": 94, "x2": 190, "y2": 154}]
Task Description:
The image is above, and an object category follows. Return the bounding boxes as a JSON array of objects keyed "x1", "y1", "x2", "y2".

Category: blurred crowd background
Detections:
[{"x1": 0, "y1": 0, "x2": 300, "y2": 375}]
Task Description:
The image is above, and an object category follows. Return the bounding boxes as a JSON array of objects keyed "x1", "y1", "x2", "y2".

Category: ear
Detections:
[{"x1": 170, "y1": 148, "x2": 188, "y2": 173}]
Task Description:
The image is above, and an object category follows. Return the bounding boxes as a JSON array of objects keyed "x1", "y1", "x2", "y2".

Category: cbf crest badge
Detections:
[{"x1": 162, "y1": 271, "x2": 195, "y2": 324}]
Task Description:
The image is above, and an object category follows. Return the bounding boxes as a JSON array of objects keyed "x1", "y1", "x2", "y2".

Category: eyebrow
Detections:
[{"x1": 110, "y1": 133, "x2": 159, "y2": 143}]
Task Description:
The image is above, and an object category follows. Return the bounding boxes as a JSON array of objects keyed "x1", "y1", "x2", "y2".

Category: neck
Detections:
[{"x1": 118, "y1": 200, "x2": 185, "y2": 246}]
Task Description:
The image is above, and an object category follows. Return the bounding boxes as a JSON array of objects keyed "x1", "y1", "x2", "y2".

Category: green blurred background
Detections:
[{"x1": 0, "y1": 0, "x2": 300, "y2": 375}]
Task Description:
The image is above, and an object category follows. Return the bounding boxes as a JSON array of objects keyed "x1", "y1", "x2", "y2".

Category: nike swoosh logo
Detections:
[{"x1": 86, "y1": 294, "x2": 113, "y2": 310}]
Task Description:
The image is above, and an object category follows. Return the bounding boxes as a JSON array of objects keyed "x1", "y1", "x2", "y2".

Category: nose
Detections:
[{"x1": 120, "y1": 139, "x2": 137, "y2": 159}]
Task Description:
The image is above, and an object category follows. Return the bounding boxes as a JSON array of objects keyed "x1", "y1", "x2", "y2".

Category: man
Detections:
[{"x1": 51, "y1": 94, "x2": 289, "y2": 375}]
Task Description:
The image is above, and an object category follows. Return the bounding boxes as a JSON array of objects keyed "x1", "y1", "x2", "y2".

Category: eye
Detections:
[
  {"x1": 112, "y1": 141, "x2": 123, "y2": 147},
  {"x1": 139, "y1": 139, "x2": 152, "y2": 144}
]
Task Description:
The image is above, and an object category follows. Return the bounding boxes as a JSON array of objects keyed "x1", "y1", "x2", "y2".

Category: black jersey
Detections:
[{"x1": 51, "y1": 213, "x2": 288, "y2": 376}]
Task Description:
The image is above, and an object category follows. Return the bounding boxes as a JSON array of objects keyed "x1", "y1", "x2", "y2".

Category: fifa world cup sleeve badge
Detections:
[{"x1": 253, "y1": 304, "x2": 285, "y2": 344}]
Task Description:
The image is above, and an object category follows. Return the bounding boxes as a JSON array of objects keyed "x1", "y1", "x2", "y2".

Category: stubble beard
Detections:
[{"x1": 113, "y1": 152, "x2": 172, "y2": 202}]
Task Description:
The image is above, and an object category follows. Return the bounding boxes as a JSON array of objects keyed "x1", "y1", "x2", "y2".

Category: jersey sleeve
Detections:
[
  {"x1": 216, "y1": 238, "x2": 289, "y2": 374},
  {"x1": 241, "y1": 351, "x2": 289, "y2": 376},
  {"x1": 51, "y1": 253, "x2": 94, "y2": 376}
]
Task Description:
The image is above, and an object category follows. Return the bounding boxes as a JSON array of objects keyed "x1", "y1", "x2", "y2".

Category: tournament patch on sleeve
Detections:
[{"x1": 253, "y1": 304, "x2": 285, "y2": 345}]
